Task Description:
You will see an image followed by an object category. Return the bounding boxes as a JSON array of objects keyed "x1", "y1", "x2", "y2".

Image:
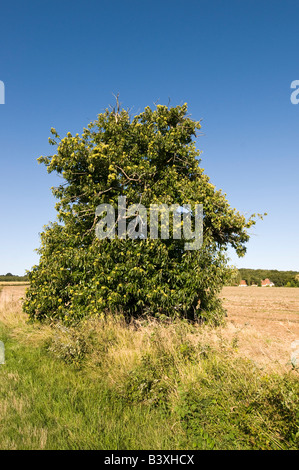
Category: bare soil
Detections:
[
  {"x1": 219, "y1": 286, "x2": 299, "y2": 373},
  {"x1": 0, "y1": 285, "x2": 27, "y2": 305}
]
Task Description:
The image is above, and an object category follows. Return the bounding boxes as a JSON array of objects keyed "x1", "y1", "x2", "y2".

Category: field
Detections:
[
  {"x1": 0, "y1": 282, "x2": 29, "y2": 286},
  {"x1": 0, "y1": 284, "x2": 298, "y2": 450},
  {"x1": 220, "y1": 286, "x2": 299, "y2": 373}
]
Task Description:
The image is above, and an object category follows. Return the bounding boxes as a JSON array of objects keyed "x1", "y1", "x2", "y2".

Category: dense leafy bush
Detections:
[{"x1": 175, "y1": 362, "x2": 299, "y2": 450}]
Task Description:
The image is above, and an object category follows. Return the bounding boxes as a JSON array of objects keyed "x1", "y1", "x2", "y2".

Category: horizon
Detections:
[{"x1": 2, "y1": 267, "x2": 299, "y2": 278}]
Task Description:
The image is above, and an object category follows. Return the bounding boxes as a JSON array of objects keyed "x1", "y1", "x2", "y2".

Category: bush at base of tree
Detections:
[{"x1": 23, "y1": 102, "x2": 263, "y2": 324}]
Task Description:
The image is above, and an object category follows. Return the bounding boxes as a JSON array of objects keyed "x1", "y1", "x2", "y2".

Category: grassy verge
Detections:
[{"x1": 0, "y1": 300, "x2": 298, "y2": 450}]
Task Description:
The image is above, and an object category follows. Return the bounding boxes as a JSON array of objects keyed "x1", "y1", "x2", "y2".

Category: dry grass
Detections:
[
  {"x1": 0, "y1": 286, "x2": 27, "y2": 327},
  {"x1": 0, "y1": 285, "x2": 27, "y2": 306},
  {"x1": 0, "y1": 285, "x2": 52, "y2": 346},
  {"x1": 0, "y1": 284, "x2": 299, "y2": 374}
]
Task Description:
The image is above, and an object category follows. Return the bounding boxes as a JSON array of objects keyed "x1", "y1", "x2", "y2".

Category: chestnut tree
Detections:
[{"x1": 23, "y1": 102, "x2": 262, "y2": 324}]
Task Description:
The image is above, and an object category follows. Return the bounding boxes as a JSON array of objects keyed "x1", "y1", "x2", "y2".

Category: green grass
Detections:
[
  {"x1": 0, "y1": 304, "x2": 298, "y2": 450},
  {"x1": 0, "y1": 324, "x2": 180, "y2": 450}
]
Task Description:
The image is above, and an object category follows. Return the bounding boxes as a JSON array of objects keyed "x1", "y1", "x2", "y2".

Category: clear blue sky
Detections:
[{"x1": 0, "y1": 0, "x2": 298, "y2": 275}]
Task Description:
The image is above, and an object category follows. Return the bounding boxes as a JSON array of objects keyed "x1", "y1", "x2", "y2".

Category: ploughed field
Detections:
[{"x1": 220, "y1": 286, "x2": 299, "y2": 372}]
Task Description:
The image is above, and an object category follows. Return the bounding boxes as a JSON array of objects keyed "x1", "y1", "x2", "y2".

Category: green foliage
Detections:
[
  {"x1": 24, "y1": 102, "x2": 262, "y2": 323},
  {"x1": 175, "y1": 389, "x2": 217, "y2": 449},
  {"x1": 0, "y1": 274, "x2": 28, "y2": 282},
  {"x1": 46, "y1": 324, "x2": 93, "y2": 366},
  {"x1": 175, "y1": 359, "x2": 299, "y2": 450},
  {"x1": 122, "y1": 353, "x2": 172, "y2": 408},
  {"x1": 233, "y1": 269, "x2": 299, "y2": 287}
]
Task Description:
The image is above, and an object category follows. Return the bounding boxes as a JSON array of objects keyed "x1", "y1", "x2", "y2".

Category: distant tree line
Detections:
[
  {"x1": 230, "y1": 269, "x2": 299, "y2": 287},
  {"x1": 0, "y1": 273, "x2": 29, "y2": 282}
]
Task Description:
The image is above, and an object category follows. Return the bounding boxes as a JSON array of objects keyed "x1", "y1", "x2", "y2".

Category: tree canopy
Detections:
[{"x1": 23, "y1": 102, "x2": 262, "y2": 324}]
